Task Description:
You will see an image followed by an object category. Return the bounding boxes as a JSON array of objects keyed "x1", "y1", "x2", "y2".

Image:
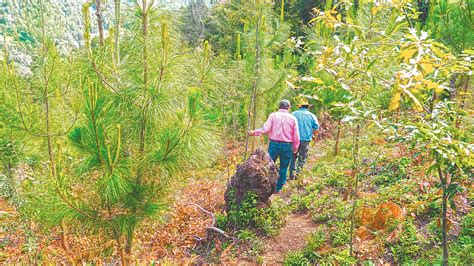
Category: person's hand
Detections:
[{"x1": 247, "y1": 130, "x2": 254, "y2": 136}]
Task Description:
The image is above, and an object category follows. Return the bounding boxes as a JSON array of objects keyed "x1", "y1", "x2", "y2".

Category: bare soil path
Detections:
[
  {"x1": 260, "y1": 143, "x2": 325, "y2": 265},
  {"x1": 261, "y1": 213, "x2": 318, "y2": 265}
]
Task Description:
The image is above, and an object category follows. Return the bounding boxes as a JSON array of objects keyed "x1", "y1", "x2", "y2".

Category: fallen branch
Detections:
[
  {"x1": 189, "y1": 203, "x2": 233, "y2": 242},
  {"x1": 74, "y1": 240, "x2": 115, "y2": 264},
  {"x1": 207, "y1": 226, "x2": 230, "y2": 238}
]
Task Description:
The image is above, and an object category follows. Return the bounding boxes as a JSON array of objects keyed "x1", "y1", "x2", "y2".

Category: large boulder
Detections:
[{"x1": 224, "y1": 148, "x2": 278, "y2": 211}]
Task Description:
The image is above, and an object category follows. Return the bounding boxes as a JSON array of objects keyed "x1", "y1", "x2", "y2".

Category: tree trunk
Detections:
[
  {"x1": 44, "y1": 59, "x2": 71, "y2": 252},
  {"x1": 417, "y1": 0, "x2": 430, "y2": 26},
  {"x1": 89, "y1": 83, "x2": 103, "y2": 164},
  {"x1": 232, "y1": 102, "x2": 238, "y2": 147},
  {"x1": 352, "y1": 0, "x2": 359, "y2": 16},
  {"x1": 437, "y1": 162, "x2": 448, "y2": 266},
  {"x1": 6, "y1": 162, "x2": 15, "y2": 199},
  {"x1": 456, "y1": 75, "x2": 470, "y2": 127},
  {"x1": 442, "y1": 184, "x2": 448, "y2": 266},
  {"x1": 114, "y1": 0, "x2": 121, "y2": 63},
  {"x1": 139, "y1": 0, "x2": 149, "y2": 155},
  {"x1": 222, "y1": 105, "x2": 230, "y2": 180},
  {"x1": 244, "y1": 10, "x2": 262, "y2": 161},
  {"x1": 117, "y1": 238, "x2": 127, "y2": 266},
  {"x1": 46, "y1": 76, "x2": 70, "y2": 252},
  {"x1": 429, "y1": 89, "x2": 437, "y2": 113},
  {"x1": 334, "y1": 118, "x2": 341, "y2": 156},
  {"x1": 449, "y1": 74, "x2": 458, "y2": 100},
  {"x1": 127, "y1": 0, "x2": 150, "y2": 254},
  {"x1": 108, "y1": 202, "x2": 126, "y2": 265},
  {"x1": 244, "y1": 96, "x2": 254, "y2": 161},
  {"x1": 39, "y1": 0, "x2": 69, "y2": 251},
  {"x1": 60, "y1": 222, "x2": 69, "y2": 251},
  {"x1": 250, "y1": 14, "x2": 261, "y2": 153},
  {"x1": 45, "y1": 67, "x2": 71, "y2": 252},
  {"x1": 95, "y1": 0, "x2": 104, "y2": 46},
  {"x1": 349, "y1": 123, "x2": 360, "y2": 257},
  {"x1": 280, "y1": 0, "x2": 284, "y2": 23},
  {"x1": 125, "y1": 227, "x2": 134, "y2": 254}
]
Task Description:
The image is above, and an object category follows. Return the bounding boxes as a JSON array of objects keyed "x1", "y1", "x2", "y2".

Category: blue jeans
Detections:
[
  {"x1": 290, "y1": 141, "x2": 311, "y2": 178},
  {"x1": 268, "y1": 140, "x2": 293, "y2": 192}
]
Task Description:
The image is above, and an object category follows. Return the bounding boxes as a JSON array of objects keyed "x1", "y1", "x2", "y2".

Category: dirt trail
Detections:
[
  {"x1": 260, "y1": 144, "x2": 324, "y2": 264},
  {"x1": 261, "y1": 213, "x2": 318, "y2": 265}
]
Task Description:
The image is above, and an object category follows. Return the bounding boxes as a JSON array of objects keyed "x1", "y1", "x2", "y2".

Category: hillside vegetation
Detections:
[{"x1": 0, "y1": 0, "x2": 472, "y2": 264}]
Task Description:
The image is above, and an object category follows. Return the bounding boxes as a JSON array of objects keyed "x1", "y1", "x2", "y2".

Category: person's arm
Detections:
[
  {"x1": 312, "y1": 114, "x2": 319, "y2": 131},
  {"x1": 292, "y1": 119, "x2": 300, "y2": 153},
  {"x1": 311, "y1": 115, "x2": 319, "y2": 141},
  {"x1": 312, "y1": 129, "x2": 319, "y2": 141},
  {"x1": 249, "y1": 114, "x2": 273, "y2": 136}
]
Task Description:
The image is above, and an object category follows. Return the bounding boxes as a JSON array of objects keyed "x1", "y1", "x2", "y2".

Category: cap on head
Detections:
[{"x1": 279, "y1": 99, "x2": 291, "y2": 110}]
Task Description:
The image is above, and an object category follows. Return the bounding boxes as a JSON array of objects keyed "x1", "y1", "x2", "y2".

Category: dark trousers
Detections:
[
  {"x1": 290, "y1": 141, "x2": 311, "y2": 178},
  {"x1": 268, "y1": 140, "x2": 293, "y2": 192}
]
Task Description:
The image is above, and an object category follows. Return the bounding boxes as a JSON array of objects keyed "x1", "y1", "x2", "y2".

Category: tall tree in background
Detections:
[
  {"x1": 244, "y1": 0, "x2": 264, "y2": 158},
  {"x1": 417, "y1": 0, "x2": 430, "y2": 26},
  {"x1": 114, "y1": 0, "x2": 121, "y2": 63},
  {"x1": 95, "y1": 0, "x2": 105, "y2": 46},
  {"x1": 198, "y1": 0, "x2": 293, "y2": 158},
  {"x1": 182, "y1": 0, "x2": 210, "y2": 46},
  {"x1": 427, "y1": 0, "x2": 473, "y2": 52},
  {"x1": 206, "y1": 0, "x2": 292, "y2": 160}
]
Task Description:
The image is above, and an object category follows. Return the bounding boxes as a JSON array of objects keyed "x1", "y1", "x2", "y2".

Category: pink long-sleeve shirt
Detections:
[{"x1": 252, "y1": 109, "x2": 300, "y2": 151}]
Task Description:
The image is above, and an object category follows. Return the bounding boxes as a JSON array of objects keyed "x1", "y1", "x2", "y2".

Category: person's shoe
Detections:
[
  {"x1": 289, "y1": 174, "x2": 295, "y2": 180},
  {"x1": 274, "y1": 190, "x2": 280, "y2": 194}
]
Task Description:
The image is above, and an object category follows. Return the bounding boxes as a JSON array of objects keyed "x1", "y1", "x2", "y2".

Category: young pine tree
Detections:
[{"x1": 33, "y1": 1, "x2": 220, "y2": 262}]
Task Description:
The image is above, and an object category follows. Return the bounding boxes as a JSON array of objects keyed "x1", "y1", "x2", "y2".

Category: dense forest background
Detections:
[{"x1": 1, "y1": 0, "x2": 473, "y2": 264}]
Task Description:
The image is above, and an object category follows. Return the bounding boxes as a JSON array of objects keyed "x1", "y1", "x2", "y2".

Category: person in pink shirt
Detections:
[{"x1": 248, "y1": 99, "x2": 300, "y2": 193}]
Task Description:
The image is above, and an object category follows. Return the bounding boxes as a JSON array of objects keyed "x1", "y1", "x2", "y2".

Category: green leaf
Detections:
[{"x1": 367, "y1": 59, "x2": 377, "y2": 71}]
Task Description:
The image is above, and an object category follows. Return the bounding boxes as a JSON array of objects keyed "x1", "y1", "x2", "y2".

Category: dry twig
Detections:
[{"x1": 188, "y1": 203, "x2": 233, "y2": 243}]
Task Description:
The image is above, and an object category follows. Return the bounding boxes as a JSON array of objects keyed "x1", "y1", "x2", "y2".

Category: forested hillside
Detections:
[{"x1": 1, "y1": 0, "x2": 472, "y2": 264}]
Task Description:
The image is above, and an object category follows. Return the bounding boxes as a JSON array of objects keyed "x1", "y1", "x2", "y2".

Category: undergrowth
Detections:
[
  {"x1": 215, "y1": 191, "x2": 289, "y2": 262},
  {"x1": 282, "y1": 136, "x2": 473, "y2": 264},
  {"x1": 218, "y1": 191, "x2": 287, "y2": 237}
]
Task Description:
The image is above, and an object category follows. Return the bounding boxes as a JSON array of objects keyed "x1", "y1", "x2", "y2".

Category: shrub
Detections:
[
  {"x1": 389, "y1": 219, "x2": 425, "y2": 263},
  {"x1": 330, "y1": 220, "x2": 351, "y2": 247},
  {"x1": 373, "y1": 157, "x2": 412, "y2": 187},
  {"x1": 311, "y1": 194, "x2": 349, "y2": 223},
  {"x1": 284, "y1": 251, "x2": 311, "y2": 266},
  {"x1": 236, "y1": 230, "x2": 265, "y2": 258},
  {"x1": 303, "y1": 228, "x2": 326, "y2": 261},
  {"x1": 221, "y1": 191, "x2": 286, "y2": 236},
  {"x1": 289, "y1": 193, "x2": 317, "y2": 213},
  {"x1": 450, "y1": 211, "x2": 474, "y2": 264}
]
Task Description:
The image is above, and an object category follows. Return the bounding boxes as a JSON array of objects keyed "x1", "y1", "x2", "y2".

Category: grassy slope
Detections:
[
  {"x1": 1, "y1": 134, "x2": 472, "y2": 264},
  {"x1": 280, "y1": 130, "x2": 473, "y2": 265}
]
